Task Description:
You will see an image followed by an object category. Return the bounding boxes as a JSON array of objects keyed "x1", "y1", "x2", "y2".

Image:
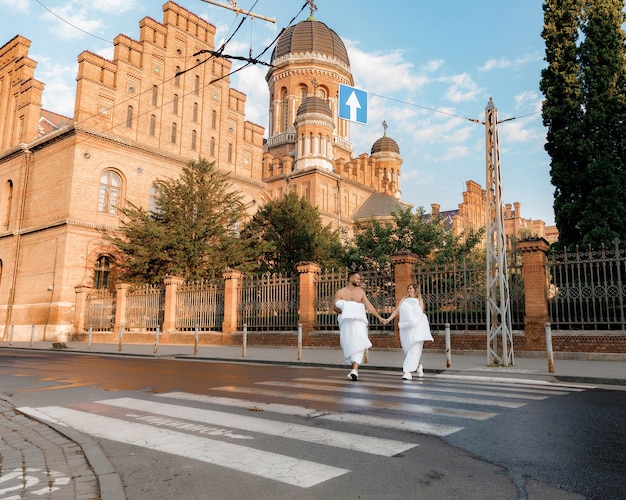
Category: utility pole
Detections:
[
  {"x1": 200, "y1": 0, "x2": 276, "y2": 23},
  {"x1": 484, "y1": 98, "x2": 514, "y2": 366}
]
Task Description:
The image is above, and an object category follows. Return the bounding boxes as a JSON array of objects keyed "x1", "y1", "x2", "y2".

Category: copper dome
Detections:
[
  {"x1": 371, "y1": 136, "x2": 400, "y2": 155},
  {"x1": 272, "y1": 19, "x2": 350, "y2": 66},
  {"x1": 296, "y1": 96, "x2": 332, "y2": 117}
]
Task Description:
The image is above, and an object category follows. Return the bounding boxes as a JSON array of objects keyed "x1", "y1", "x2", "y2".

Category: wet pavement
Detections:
[{"x1": 1, "y1": 341, "x2": 624, "y2": 499}]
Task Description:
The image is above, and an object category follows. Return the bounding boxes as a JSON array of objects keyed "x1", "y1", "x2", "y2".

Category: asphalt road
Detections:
[{"x1": 1, "y1": 350, "x2": 624, "y2": 499}]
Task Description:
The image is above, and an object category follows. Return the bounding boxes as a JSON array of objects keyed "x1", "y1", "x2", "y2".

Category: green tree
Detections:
[
  {"x1": 345, "y1": 208, "x2": 484, "y2": 268},
  {"x1": 238, "y1": 192, "x2": 345, "y2": 274},
  {"x1": 114, "y1": 159, "x2": 246, "y2": 283},
  {"x1": 541, "y1": 0, "x2": 626, "y2": 249}
]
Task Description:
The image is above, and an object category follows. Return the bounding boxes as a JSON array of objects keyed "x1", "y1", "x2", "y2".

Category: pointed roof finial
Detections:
[
  {"x1": 382, "y1": 120, "x2": 388, "y2": 136},
  {"x1": 306, "y1": 0, "x2": 318, "y2": 20}
]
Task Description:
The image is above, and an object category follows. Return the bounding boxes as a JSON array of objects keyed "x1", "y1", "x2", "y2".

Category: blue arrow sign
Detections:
[{"x1": 339, "y1": 84, "x2": 367, "y2": 124}]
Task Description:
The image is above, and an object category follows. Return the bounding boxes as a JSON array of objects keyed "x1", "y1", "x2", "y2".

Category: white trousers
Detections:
[{"x1": 403, "y1": 341, "x2": 424, "y2": 373}]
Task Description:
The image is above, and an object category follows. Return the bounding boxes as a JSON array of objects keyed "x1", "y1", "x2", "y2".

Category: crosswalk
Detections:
[{"x1": 22, "y1": 371, "x2": 589, "y2": 489}]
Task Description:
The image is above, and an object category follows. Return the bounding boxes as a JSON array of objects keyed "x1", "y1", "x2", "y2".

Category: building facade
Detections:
[{"x1": 0, "y1": 2, "x2": 554, "y2": 342}]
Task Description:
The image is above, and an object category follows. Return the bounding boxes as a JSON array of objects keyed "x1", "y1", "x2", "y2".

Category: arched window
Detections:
[
  {"x1": 194, "y1": 75, "x2": 200, "y2": 94},
  {"x1": 227, "y1": 143, "x2": 232, "y2": 163},
  {"x1": 282, "y1": 88, "x2": 289, "y2": 131},
  {"x1": 2, "y1": 179, "x2": 13, "y2": 230},
  {"x1": 210, "y1": 137, "x2": 215, "y2": 157},
  {"x1": 98, "y1": 171, "x2": 121, "y2": 214},
  {"x1": 174, "y1": 66, "x2": 180, "y2": 86},
  {"x1": 193, "y1": 102, "x2": 198, "y2": 122},
  {"x1": 94, "y1": 255, "x2": 113, "y2": 290},
  {"x1": 171, "y1": 122, "x2": 177, "y2": 143},
  {"x1": 211, "y1": 110, "x2": 217, "y2": 129},
  {"x1": 152, "y1": 85, "x2": 158, "y2": 105},
  {"x1": 173, "y1": 94, "x2": 179, "y2": 114},
  {"x1": 191, "y1": 130, "x2": 197, "y2": 150},
  {"x1": 126, "y1": 106, "x2": 133, "y2": 128},
  {"x1": 149, "y1": 114, "x2": 156, "y2": 136}
]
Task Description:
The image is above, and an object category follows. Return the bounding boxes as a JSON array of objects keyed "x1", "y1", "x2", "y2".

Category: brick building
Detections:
[{"x1": 0, "y1": 2, "x2": 554, "y2": 341}]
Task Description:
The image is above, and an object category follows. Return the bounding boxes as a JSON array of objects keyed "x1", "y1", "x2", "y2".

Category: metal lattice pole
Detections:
[{"x1": 485, "y1": 98, "x2": 514, "y2": 366}]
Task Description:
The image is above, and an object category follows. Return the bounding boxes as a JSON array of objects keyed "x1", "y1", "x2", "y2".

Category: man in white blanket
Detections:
[{"x1": 333, "y1": 272, "x2": 386, "y2": 381}]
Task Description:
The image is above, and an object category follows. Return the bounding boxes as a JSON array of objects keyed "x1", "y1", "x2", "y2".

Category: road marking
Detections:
[
  {"x1": 27, "y1": 406, "x2": 349, "y2": 488},
  {"x1": 259, "y1": 380, "x2": 528, "y2": 408},
  {"x1": 159, "y1": 392, "x2": 463, "y2": 436},
  {"x1": 100, "y1": 397, "x2": 415, "y2": 457},
  {"x1": 208, "y1": 386, "x2": 496, "y2": 420}
]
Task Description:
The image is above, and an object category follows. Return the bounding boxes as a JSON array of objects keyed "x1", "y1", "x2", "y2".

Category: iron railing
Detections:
[
  {"x1": 176, "y1": 279, "x2": 224, "y2": 331},
  {"x1": 84, "y1": 289, "x2": 115, "y2": 331},
  {"x1": 125, "y1": 284, "x2": 164, "y2": 331},
  {"x1": 237, "y1": 272, "x2": 299, "y2": 331},
  {"x1": 548, "y1": 240, "x2": 625, "y2": 330}
]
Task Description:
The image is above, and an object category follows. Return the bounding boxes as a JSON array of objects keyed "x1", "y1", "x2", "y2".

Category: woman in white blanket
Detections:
[
  {"x1": 334, "y1": 272, "x2": 386, "y2": 381},
  {"x1": 385, "y1": 283, "x2": 433, "y2": 380}
]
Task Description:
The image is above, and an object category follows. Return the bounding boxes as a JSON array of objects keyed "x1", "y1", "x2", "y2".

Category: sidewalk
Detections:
[{"x1": 1, "y1": 341, "x2": 625, "y2": 499}]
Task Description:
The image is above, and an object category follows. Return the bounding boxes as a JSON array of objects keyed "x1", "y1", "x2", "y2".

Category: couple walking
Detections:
[{"x1": 333, "y1": 271, "x2": 433, "y2": 381}]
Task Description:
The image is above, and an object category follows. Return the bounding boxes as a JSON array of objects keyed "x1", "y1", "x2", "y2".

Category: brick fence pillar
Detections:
[
  {"x1": 296, "y1": 261, "x2": 321, "y2": 342},
  {"x1": 519, "y1": 238, "x2": 550, "y2": 348},
  {"x1": 222, "y1": 269, "x2": 243, "y2": 343},
  {"x1": 113, "y1": 283, "x2": 131, "y2": 336},
  {"x1": 162, "y1": 275, "x2": 185, "y2": 335},
  {"x1": 391, "y1": 252, "x2": 419, "y2": 344}
]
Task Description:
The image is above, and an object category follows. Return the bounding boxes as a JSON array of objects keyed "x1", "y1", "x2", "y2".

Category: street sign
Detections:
[{"x1": 338, "y1": 84, "x2": 367, "y2": 124}]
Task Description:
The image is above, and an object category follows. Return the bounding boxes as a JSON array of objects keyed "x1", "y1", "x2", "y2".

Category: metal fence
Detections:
[
  {"x1": 84, "y1": 289, "x2": 115, "y2": 331},
  {"x1": 314, "y1": 268, "x2": 395, "y2": 332},
  {"x1": 237, "y1": 272, "x2": 299, "y2": 331},
  {"x1": 125, "y1": 284, "x2": 164, "y2": 331},
  {"x1": 548, "y1": 241, "x2": 626, "y2": 330},
  {"x1": 416, "y1": 254, "x2": 525, "y2": 331},
  {"x1": 176, "y1": 279, "x2": 224, "y2": 331}
]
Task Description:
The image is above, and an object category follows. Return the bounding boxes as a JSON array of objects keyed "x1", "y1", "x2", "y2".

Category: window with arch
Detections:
[
  {"x1": 211, "y1": 110, "x2": 217, "y2": 129},
  {"x1": 149, "y1": 114, "x2": 156, "y2": 135},
  {"x1": 3, "y1": 179, "x2": 13, "y2": 230},
  {"x1": 152, "y1": 85, "x2": 158, "y2": 105},
  {"x1": 171, "y1": 122, "x2": 177, "y2": 143},
  {"x1": 93, "y1": 255, "x2": 114, "y2": 290},
  {"x1": 300, "y1": 85, "x2": 308, "y2": 99},
  {"x1": 282, "y1": 88, "x2": 289, "y2": 131},
  {"x1": 126, "y1": 106, "x2": 133, "y2": 127},
  {"x1": 227, "y1": 143, "x2": 232, "y2": 163},
  {"x1": 98, "y1": 171, "x2": 121, "y2": 214},
  {"x1": 194, "y1": 75, "x2": 200, "y2": 94},
  {"x1": 191, "y1": 130, "x2": 197, "y2": 150},
  {"x1": 193, "y1": 102, "x2": 198, "y2": 122},
  {"x1": 210, "y1": 137, "x2": 215, "y2": 157},
  {"x1": 174, "y1": 66, "x2": 180, "y2": 86},
  {"x1": 173, "y1": 94, "x2": 179, "y2": 114}
]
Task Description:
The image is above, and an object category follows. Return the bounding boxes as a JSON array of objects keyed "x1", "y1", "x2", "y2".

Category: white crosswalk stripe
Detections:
[{"x1": 23, "y1": 372, "x2": 588, "y2": 489}]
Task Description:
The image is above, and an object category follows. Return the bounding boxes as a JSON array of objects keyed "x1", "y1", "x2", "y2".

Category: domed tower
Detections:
[
  {"x1": 370, "y1": 121, "x2": 403, "y2": 198},
  {"x1": 293, "y1": 94, "x2": 334, "y2": 171},
  {"x1": 265, "y1": 10, "x2": 353, "y2": 162}
]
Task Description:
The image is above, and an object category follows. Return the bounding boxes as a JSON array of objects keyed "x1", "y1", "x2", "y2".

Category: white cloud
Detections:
[
  {"x1": 442, "y1": 73, "x2": 482, "y2": 102},
  {"x1": 40, "y1": 5, "x2": 106, "y2": 41},
  {"x1": 0, "y1": 0, "x2": 30, "y2": 12},
  {"x1": 38, "y1": 59, "x2": 77, "y2": 117}
]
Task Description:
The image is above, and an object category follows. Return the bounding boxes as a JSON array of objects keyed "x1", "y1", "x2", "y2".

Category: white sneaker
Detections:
[
  {"x1": 416, "y1": 364, "x2": 424, "y2": 377},
  {"x1": 402, "y1": 372, "x2": 412, "y2": 380},
  {"x1": 347, "y1": 369, "x2": 358, "y2": 381}
]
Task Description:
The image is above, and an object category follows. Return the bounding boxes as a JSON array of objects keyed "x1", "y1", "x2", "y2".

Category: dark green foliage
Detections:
[
  {"x1": 238, "y1": 191, "x2": 345, "y2": 274},
  {"x1": 541, "y1": 0, "x2": 626, "y2": 250},
  {"x1": 344, "y1": 208, "x2": 484, "y2": 268},
  {"x1": 113, "y1": 159, "x2": 246, "y2": 283}
]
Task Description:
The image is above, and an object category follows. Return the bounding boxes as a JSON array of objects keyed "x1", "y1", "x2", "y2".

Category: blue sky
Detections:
[{"x1": 1, "y1": 0, "x2": 555, "y2": 225}]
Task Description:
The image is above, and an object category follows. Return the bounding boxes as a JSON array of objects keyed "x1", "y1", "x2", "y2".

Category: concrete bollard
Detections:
[
  {"x1": 118, "y1": 325, "x2": 124, "y2": 352},
  {"x1": 154, "y1": 325, "x2": 160, "y2": 354},
  {"x1": 445, "y1": 323, "x2": 451, "y2": 368},
  {"x1": 242, "y1": 323, "x2": 247, "y2": 358},
  {"x1": 88, "y1": 325, "x2": 93, "y2": 350},
  {"x1": 297, "y1": 323, "x2": 302, "y2": 361},
  {"x1": 194, "y1": 324, "x2": 199, "y2": 356},
  {"x1": 545, "y1": 322, "x2": 555, "y2": 373}
]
